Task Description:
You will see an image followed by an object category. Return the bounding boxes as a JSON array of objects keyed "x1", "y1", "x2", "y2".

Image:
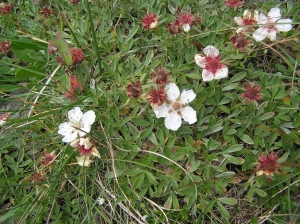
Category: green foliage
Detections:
[{"x1": 0, "y1": 0, "x2": 300, "y2": 223}]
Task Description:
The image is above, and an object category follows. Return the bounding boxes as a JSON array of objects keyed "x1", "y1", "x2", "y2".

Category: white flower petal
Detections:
[
  {"x1": 214, "y1": 66, "x2": 228, "y2": 80},
  {"x1": 181, "y1": 106, "x2": 197, "y2": 124},
  {"x1": 164, "y1": 112, "x2": 182, "y2": 131},
  {"x1": 202, "y1": 69, "x2": 214, "y2": 82},
  {"x1": 268, "y1": 8, "x2": 281, "y2": 23},
  {"x1": 194, "y1": 54, "x2": 206, "y2": 68},
  {"x1": 182, "y1": 24, "x2": 190, "y2": 32},
  {"x1": 253, "y1": 27, "x2": 268, "y2": 41},
  {"x1": 267, "y1": 28, "x2": 277, "y2": 41},
  {"x1": 68, "y1": 107, "x2": 83, "y2": 122},
  {"x1": 257, "y1": 13, "x2": 268, "y2": 25},
  {"x1": 79, "y1": 137, "x2": 93, "y2": 149},
  {"x1": 234, "y1": 17, "x2": 243, "y2": 26},
  {"x1": 92, "y1": 147, "x2": 100, "y2": 158},
  {"x1": 81, "y1": 110, "x2": 96, "y2": 126},
  {"x1": 180, "y1": 90, "x2": 196, "y2": 104},
  {"x1": 76, "y1": 156, "x2": 93, "y2": 166},
  {"x1": 203, "y1": 45, "x2": 219, "y2": 57},
  {"x1": 243, "y1": 9, "x2": 252, "y2": 19},
  {"x1": 154, "y1": 104, "x2": 169, "y2": 118},
  {"x1": 58, "y1": 122, "x2": 78, "y2": 142},
  {"x1": 275, "y1": 19, "x2": 292, "y2": 32},
  {"x1": 78, "y1": 125, "x2": 91, "y2": 137},
  {"x1": 165, "y1": 83, "x2": 180, "y2": 101}
]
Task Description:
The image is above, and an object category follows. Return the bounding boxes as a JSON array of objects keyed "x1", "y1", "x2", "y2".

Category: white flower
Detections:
[
  {"x1": 76, "y1": 155, "x2": 94, "y2": 167},
  {"x1": 58, "y1": 107, "x2": 96, "y2": 143},
  {"x1": 253, "y1": 8, "x2": 292, "y2": 41},
  {"x1": 154, "y1": 83, "x2": 197, "y2": 131},
  {"x1": 194, "y1": 45, "x2": 228, "y2": 82},
  {"x1": 234, "y1": 9, "x2": 258, "y2": 33}
]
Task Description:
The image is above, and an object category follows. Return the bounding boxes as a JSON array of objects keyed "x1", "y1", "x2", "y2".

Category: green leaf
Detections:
[
  {"x1": 258, "y1": 112, "x2": 275, "y2": 121},
  {"x1": 277, "y1": 151, "x2": 289, "y2": 163},
  {"x1": 224, "y1": 154, "x2": 245, "y2": 165},
  {"x1": 172, "y1": 193, "x2": 180, "y2": 210},
  {"x1": 140, "y1": 127, "x2": 153, "y2": 139},
  {"x1": 146, "y1": 172, "x2": 157, "y2": 184},
  {"x1": 217, "y1": 201, "x2": 230, "y2": 219},
  {"x1": 123, "y1": 169, "x2": 144, "y2": 176},
  {"x1": 15, "y1": 66, "x2": 45, "y2": 78},
  {"x1": 255, "y1": 188, "x2": 267, "y2": 197},
  {"x1": 156, "y1": 128, "x2": 165, "y2": 146},
  {"x1": 133, "y1": 173, "x2": 145, "y2": 190},
  {"x1": 222, "y1": 83, "x2": 238, "y2": 91},
  {"x1": 164, "y1": 195, "x2": 172, "y2": 209},
  {"x1": 218, "y1": 197, "x2": 237, "y2": 205},
  {"x1": 223, "y1": 144, "x2": 243, "y2": 154},
  {"x1": 144, "y1": 50, "x2": 154, "y2": 67},
  {"x1": 125, "y1": 25, "x2": 139, "y2": 42},
  {"x1": 229, "y1": 72, "x2": 246, "y2": 82},
  {"x1": 282, "y1": 135, "x2": 293, "y2": 150},
  {"x1": 53, "y1": 33, "x2": 72, "y2": 65},
  {"x1": 215, "y1": 172, "x2": 235, "y2": 178},
  {"x1": 131, "y1": 118, "x2": 151, "y2": 126},
  {"x1": 148, "y1": 132, "x2": 158, "y2": 145},
  {"x1": 203, "y1": 200, "x2": 216, "y2": 214},
  {"x1": 240, "y1": 134, "x2": 254, "y2": 144}
]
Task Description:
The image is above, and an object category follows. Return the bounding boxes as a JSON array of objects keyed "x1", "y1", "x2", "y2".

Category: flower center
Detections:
[
  {"x1": 242, "y1": 18, "x2": 256, "y2": 26},
  {"x1": 205, "y1": 56, "x2": 224, "y2": 75},
  {"x1": 78, "y1": 145, "x2": 93, "y2": 156},
  {"x1": 172, "y1": 102, "x2": 181, "y2": 110}
]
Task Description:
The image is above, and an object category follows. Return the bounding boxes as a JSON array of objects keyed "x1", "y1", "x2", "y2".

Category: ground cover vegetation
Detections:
[{"x1": 0, "y1": 0, "x2": 300, "y2": 223}]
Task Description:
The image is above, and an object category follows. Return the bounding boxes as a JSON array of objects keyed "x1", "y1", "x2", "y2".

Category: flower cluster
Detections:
[
  {"x1": 64, "y1": 75, "x2": 83, "y2": 101},
  {"x1": 58, "y1": 107, "x2": 100, "y2": 166},
  {"x1": 167, "y1": 12, "x2": 199, "y2": 34},
  {"x1": 240, "y1": 83, "x2": 263, "y2": 104},
  {"x1": 40, "y1": 7, "x2": 52, "y2": 18},
  {"x1": 256, "y1": 152, "x2": 280, "y2": 177},
  {"x1": 195, "y1": 45, "x2": 228, "y2": 82},
  {"x1": 225, "y1": 0, "x2": 244, "y2": 8},
  {"x1": 40, "y1": 152, "x2": 56, "y2": 167},
  {"x1": 126, "y1": 81, "x2": 142, "y2": 99},
  {"x1": 0, "y1": 41, "x2": 11, "y2": 55},
  {"x1": 0, "y1": 3, "x2": 14, "y2": 15},
  {"x1": 142, "y1": 13, "x2": 159, "y2": 30},
  {"x1": 148, "y1": 67, "x2": 170, "y2": 107}
]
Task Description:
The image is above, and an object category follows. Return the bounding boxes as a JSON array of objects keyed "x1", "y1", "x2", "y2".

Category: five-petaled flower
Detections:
[
  {"x1": 234, "y1": 9, "x2": 258, "y2": 33},
  {"x1": 230, "y1": 33, "x2": 253, "y2": 50},
  {"x1": 0, "y1": 41, "x2": 11, "y2": 55},
  {"x1": 0, "y1": 3, "x2": 14, "y2": 15},
  {"x1": 256, "y1": 152, "x2": 280, "y2": 177},
  {"x1": 194, "y1": 45, "x2": 228, "y2": 82},
  {"x1": 148, "y1": 86, "x2": 167, "y2": 106},
  {"x1": 142, "y1": 13, "x2": 159, "y2": 30},
  {"x1": 70, "y1": 137, "x2": 100, "y2": 166},
  {"x1": 253, "y1": 8, "x2": 293, "y2": 41},
  {"x1": 151, "y1": 67, "x2": 170, "y2": 84},
  {"x1": 126, "y1": 81, "x2": 142, "y2": 99},
  {"x1": 154, "y1": 83, "x2": 197, "y2": 131},
  {"x1": 240, "y1": 83, "x2": 263, "y2": 104},
  {"x1": 224, "y1": 0, "x2": 244, "y2": 8},
  {"x1": 58, "y1": 107, "x2": 96, "y2": 143}
]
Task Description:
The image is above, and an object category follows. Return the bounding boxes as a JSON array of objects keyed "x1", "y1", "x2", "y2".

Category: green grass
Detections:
[{"x1": 1, "y1": 0, "x2": 300, "y2": 223}]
